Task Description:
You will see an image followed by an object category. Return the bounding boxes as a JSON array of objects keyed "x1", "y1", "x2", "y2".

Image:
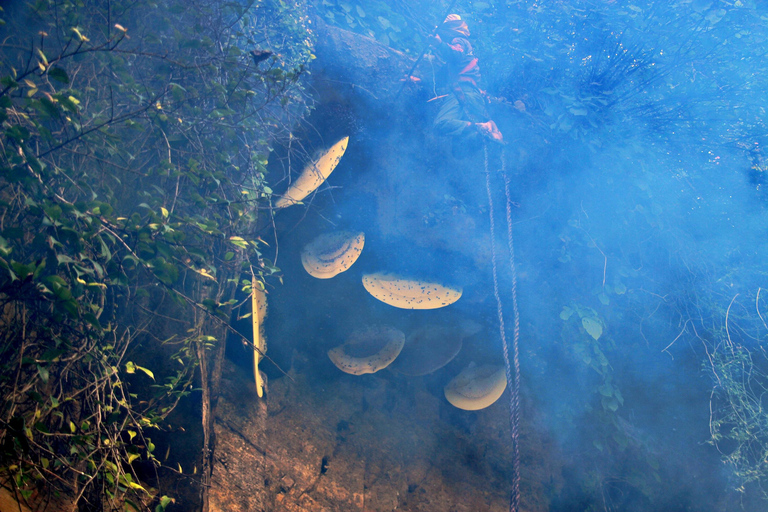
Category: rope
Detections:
[{"x1": 484, "y1": 144, "x2": 522, "y2": 512}]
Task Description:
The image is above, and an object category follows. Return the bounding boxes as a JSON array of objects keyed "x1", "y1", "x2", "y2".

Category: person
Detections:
[{"x1": 431, "y1": 14, "x2": 503, "y2": 146}]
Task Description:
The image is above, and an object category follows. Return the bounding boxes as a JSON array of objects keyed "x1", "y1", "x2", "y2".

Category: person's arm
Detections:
[{"x1": 431, "y1": 36, "x2": 471, "y2": 65}]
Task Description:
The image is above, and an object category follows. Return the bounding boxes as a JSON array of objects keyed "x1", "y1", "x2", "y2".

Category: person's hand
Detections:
[{"x1": 475, "y1": 121, "x2": 504, "y2": 143}]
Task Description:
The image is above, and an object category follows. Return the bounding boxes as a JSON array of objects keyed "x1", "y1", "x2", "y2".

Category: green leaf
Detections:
[
  {"x1": 128, "y1": 480, "x2": 147, "y2": 491},
  {"x1": 11, "y1": 262, "x2": 36, "y2": 279},
  {"x1": 125, "y1": 361, "x2": 155, "y2": 380},
  {"x1": 156, "y1": 495, "x2": 174, "y2": 512},
  {"x1": 37, "y1": 364, "x2": 49, "y2": 383},
  {"x1": 582, "y1": 317, "x2": 603, "y2": 340},
  {"x1": 83, "y1": 312, "x2": 103, "y2": 330},
  {"x1": 71, "y1": 27, "x2": 89, "y2": 42},
  {"x1": 229, "y1": 236, "x2": 248, "y2": 249},
  {"x1": 136, "y1": 365, "x2": 155, "y2": 380},
  {"x1": 34, "y1": 96, "x2": 60, "y2": 118},
  {"x1": 57, "y1": 254, "x2": 76, "y2": 265},
  {"x1": 0, "y1": 75, "x2": 18, "y2": 88},
  {"x1": 48, "y1": 66, "x2": 69, "y2": 84},
  {"x1": 37, "y1": 49, "x2": 49, "y2": 67},
  {"x1": 56, "y1": 94, "x2": 80, "y2": 113}
]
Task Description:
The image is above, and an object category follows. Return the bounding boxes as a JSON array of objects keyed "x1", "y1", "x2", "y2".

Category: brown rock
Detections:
[{"x1": 209, "y1": 359, "x2": 559, "y2": 511}]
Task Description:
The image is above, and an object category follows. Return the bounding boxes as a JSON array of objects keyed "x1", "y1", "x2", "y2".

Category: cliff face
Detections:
[
  {"x1": 207, "y1": 21, "x2": 557, "y2": 512},
  {"x1": 310, "y1": 18, "x2": 415, "y2": 104},
  {"x1": 210, "y1": 360, "x2": 560, "y2": 512}
]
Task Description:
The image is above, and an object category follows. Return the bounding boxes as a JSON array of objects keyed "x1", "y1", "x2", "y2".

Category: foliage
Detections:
[
  {"x1": 559, "y1": 304, "x2": 622, "y2": 416},
  {"x1": 481, "y1": 1, "x2": 768, "y2": 149},
  {"x1": 0, "y1": 0, "x2": 312, "y2": 509},
  {"x1": 706, "y1": 291, "x2": 768, "y2": 498},
  {"x1": 316, "y1": 0, "x2": 447, "y2": 52},
  {"x1": 557, "y1": 302, "x2": 663, "y2": 507}
]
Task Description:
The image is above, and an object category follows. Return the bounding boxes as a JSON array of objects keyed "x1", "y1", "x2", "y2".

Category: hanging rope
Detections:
[{"x1": 484, "y1": 144, "x2": 522, "y2": 512}]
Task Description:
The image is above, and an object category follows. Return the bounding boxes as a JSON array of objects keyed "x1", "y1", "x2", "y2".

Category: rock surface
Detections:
[
  {"x1": 209, "y1": 18, "x2": 560, "y2": 512},
  {"x1": 209, "y1": 360, "x2": 561, "y2": 511},
  {"x1": 312, "y1": 18, "x2": 415, "y2": 103}
]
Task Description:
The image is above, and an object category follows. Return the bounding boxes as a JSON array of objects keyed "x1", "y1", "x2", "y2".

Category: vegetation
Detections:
[
  {"x1": 0, "y1": 0, "x2": 312, "y2": 509},
  {"x1": 317, "y1": 0, "x2": 432, "y2": 51},
  {"x1": 475, "y1": 1, "x2": 768, "y2": 503},
  {"x1": 701, "y1": 290, "x2": 768, "y2": 497}
]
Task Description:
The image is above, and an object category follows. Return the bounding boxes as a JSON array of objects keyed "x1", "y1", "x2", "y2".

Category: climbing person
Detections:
[
  {"x1": 431, "y1": 14, "x2": 503, "y2": 147},
  {"x1": 431, "y1": 17, "x2": 521, "y2": 512}
]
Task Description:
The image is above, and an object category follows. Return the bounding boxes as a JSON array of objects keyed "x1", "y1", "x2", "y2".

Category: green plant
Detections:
[
  {"x1": 0, "y1": 0, "x2": 312, "y2": 508},
  {"x1": 707, "y1": 291, "x2": 768, "y2": 497},
  {"x1": 558, "y1": 301, "x2": 663, "y2": 508},
  {"x1": 317, "y1": 0, "x2": 441, "y2": 52},
  {"x1": 560, "y1": 304, "x2": 624, "y2": 417}
]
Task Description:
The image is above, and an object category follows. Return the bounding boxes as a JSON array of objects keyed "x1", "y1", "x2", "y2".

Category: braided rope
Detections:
[
  {"x1": 483, "y1": 144, "x2": 521, "y2": 512},
  {"x1": 502, "y1": 151, "x2": 522, "y2": 512}
]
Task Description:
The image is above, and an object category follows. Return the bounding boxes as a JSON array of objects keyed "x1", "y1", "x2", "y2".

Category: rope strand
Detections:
[
  {"x1": 502, "y1": 151, "x2": 522, "y2": 512},
  {"x1": 484, "y1": 144, "x2": 522, "y2": 512}
]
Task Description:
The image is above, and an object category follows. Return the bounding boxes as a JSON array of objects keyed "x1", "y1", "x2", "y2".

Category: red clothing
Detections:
[
  {"x1": 435, "y1": 35, "x2": 482, "y2": 89},
  {"x1": 432, "y1": 18, "x2": 500, "y2": 148}
]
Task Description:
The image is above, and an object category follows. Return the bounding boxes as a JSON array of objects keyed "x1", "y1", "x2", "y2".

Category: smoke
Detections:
[{"x1": 256, "y1": 1, "x2": 768, "y2": 510}]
